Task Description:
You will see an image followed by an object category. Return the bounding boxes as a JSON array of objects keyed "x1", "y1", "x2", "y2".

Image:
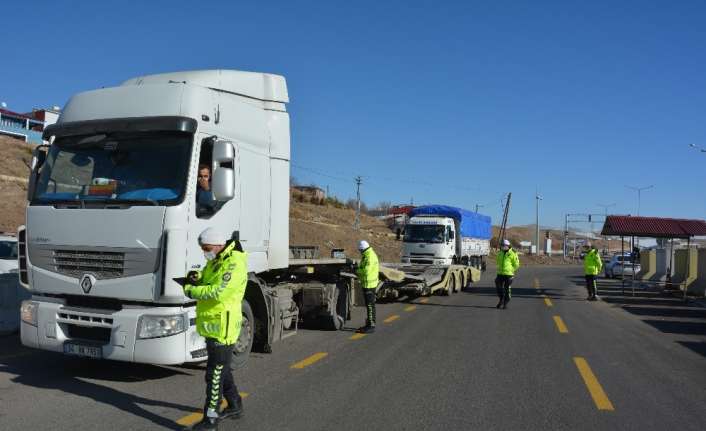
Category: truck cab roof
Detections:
[{"x1": 121, "y1": 69, "x2": 289, "y2": 103}]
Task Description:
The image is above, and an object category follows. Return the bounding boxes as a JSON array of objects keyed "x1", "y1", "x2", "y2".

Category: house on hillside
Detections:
[
  {"x1": 0, "y1": 106, "x2": 60, "y2": 145},
  {"x1": 291, "y1": 185, "x2": 326, "y2": 202}
]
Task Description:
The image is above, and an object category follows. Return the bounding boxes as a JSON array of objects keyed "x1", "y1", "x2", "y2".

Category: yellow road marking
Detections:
[
  {"x1": 176, "y1": 392, "x2": 249, "y2": 426},
  {"x1": 573, "y1": 357, "x2": 615, "y2": 411},
  {"x1": 383, "y1": 315, "x2": 400, "y2": 323},
  {"x1": 404, "y1": 305, "x2": 417, "y2": 312},
  {"x1": 419, "y1": 298, "x2": 429, "y2": 304},
  {"x1": 553, "y1": 315, "x2": 569, "y2": 333},
  {"x1": 543, "y1": 296, "x2": 553, "y2": 307},
  {"x1": 290, "y1": 352, "x2": 328, "y2": 369},
  {"x1": 349, "y1": 333, "x2": 367, "y2": 340}
]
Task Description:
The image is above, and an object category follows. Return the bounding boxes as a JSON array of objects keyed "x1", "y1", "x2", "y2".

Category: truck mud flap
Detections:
[{"x1": 300, "y1": 282, "x2": 349, "y2": 331}]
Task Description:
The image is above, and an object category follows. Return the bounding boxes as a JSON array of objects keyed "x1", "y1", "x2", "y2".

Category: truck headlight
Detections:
[
  {"x1": 137, "y1": 314, "x2": 187, "y2": 339},
  {"x1": 20, "y1": 301, "x2": 38, "y2": 326}
]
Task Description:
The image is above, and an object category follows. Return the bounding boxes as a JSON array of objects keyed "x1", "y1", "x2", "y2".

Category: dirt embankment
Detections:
[
  {"x1": 290, "y1": 202, "x2": 401, "y2": 261},
  {"x1": 0, "y1": 136, "x2": 32, "y2": 233}
]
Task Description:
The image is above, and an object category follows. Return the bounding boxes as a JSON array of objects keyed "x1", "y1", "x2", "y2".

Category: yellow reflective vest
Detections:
[
  {"x1": 584, "y1": 249, "x2": 603, "y2": 276},
  {"x1": 357, "y1": 247, "x2": 380, "y2": 289},
  {"x1": 496, "y1": 248, "x2": 520, "y2": 276},
  {"x1": 185, "y1": 241, "x2": 248, "y2": 345}
]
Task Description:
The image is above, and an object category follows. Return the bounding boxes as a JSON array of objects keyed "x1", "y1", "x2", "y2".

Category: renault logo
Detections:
[{"x1": 80, "y1": 274, "x2": 96, "y2": 294}]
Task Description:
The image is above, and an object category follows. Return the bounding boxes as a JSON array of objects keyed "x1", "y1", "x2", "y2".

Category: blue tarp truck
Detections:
[
  {"x1": 402, "y1": 205, "x2": 491, "y2": 267},
  {"x1": 376, "y1": 205, "x2": 491, "y2": 299}
]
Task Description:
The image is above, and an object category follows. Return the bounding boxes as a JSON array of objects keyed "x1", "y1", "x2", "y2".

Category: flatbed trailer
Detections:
[{"x1": 377, "y1": 264, "x2": 481, "y2": 300}]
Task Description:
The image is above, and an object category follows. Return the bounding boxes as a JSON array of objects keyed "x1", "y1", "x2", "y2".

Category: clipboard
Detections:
[{"x1": 172, "y1": 277, "x2": 189, "y2": 287}]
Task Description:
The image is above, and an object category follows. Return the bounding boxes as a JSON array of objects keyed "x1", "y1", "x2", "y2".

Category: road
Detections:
[{"x1": 1, "y1": 265, "x2": 705, "y2": 430}]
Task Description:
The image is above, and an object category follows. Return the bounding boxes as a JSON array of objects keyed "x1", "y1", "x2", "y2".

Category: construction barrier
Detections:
[
  {"x1": 670, "y1": 248, "x2": 698, "y2": 294},
  {"x1": 636, "y1": 249, "x2": 656, "y2": 281},
  {"x1": 687, "y1": 249, "x2": 706, "y2": 296},
  {"x1": 650, "y1": 248, "x2": 673, "y2": 282},
  {"x1": 0, "y1": 273, "x2": 30, "y2": 333}
]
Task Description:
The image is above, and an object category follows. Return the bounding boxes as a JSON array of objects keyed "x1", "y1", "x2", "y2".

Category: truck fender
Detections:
[{"x1": 245, "y1": 274, "x2": 272, "y2": 353}]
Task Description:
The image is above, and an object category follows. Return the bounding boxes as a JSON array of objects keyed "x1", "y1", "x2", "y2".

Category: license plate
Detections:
[{"x1": 63, "y1": 342, "x2": 102, "y2": 359}]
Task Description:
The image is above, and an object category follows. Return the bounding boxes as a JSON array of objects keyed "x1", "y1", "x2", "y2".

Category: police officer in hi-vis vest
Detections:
[{"x1": 183, "y1": 228, "x2": 247, "y2": 430}]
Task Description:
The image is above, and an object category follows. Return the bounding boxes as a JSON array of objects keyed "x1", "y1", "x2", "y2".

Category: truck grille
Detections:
[{"x1": 53, "y1": 250, "x2": 125, "y2": 279}]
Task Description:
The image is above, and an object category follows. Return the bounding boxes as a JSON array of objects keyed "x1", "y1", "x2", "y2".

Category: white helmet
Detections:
[
  {"x1": 358, "y1": 240, "x2": 370, "y2": 251},
  {"x1": 502, "y1": 239, "x2": 511, "y2": 247},
  {"x1": 199, "y1": 227, "x2": 227, "y2": 246}
]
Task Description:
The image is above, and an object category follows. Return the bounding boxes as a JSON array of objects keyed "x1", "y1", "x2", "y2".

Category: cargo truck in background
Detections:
[
  {"x1": 18, "y1": 70, "x2": 354, "y2": 368},
  {"x1": 401, "y1": 205, "x2": 491, "y2": 269}
]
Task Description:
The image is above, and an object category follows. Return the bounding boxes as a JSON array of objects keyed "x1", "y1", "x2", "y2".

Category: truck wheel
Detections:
[
  {"x1": 444, "y1": 274, "x2": 455, "y2": 296},
  {"x1": 461, "y1": 256, "x2": 469, "y2": 266},
  {"x1": 459, "y1": 272, "x2": 466, "y2": 292},
  {"x1": 232, "y1": 299, "x2": 254, "y2": 370},
  {"x1": 322, "y1": 285, "x2": 346, "y2": 331}
]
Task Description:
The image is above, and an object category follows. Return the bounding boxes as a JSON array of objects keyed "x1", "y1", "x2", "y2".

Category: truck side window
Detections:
[{"x1": 196, "y1": 138, "x2": 222, "y2": 219}]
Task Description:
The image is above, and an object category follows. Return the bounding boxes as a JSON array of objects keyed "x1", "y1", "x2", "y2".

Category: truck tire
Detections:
[
  {"x1": 444, "y1": 274, "x2": 455, "y2": 296},
  {"x1": 322, "y1": 285, "x2": 347, "y2": 331},
  {"x1": 461, "y1": 256, "x2": 469, "y2": 266},
  {"x1": 459, "y1": 271, "x2": 467, "y2": 292},
  {"x1": 232, "y1": 299, "x2": 254, "y2": 370}
]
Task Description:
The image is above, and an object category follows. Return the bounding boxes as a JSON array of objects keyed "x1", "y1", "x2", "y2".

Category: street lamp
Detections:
[{"x1": 625, "y1": 185, "x2": 653, "y2": 216}]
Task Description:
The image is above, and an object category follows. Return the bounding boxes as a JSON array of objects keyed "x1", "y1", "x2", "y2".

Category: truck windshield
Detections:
[
  {"x1": 32, "y1": 131, "x2": 192, "y2": 206},
  {"x1": 404, "y1": 225, "x2": 446, "y2": 243}
]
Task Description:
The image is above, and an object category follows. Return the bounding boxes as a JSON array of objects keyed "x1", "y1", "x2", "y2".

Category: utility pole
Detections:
[
  {"x1": 597, "y1": 203, "x2": 616, "y2": 253},
  {"x1": 354, "y1": 176, "x2": 362, "y2": 230},
  {"x1": 625, "y1": 185, "x2": 653, "y2": 216},
  {"x1": 535, "y1": 191, "x2": 543, "y2": 255},
  {"x1": 498, "y1": 193, "x2": 512, "y2": 249}
]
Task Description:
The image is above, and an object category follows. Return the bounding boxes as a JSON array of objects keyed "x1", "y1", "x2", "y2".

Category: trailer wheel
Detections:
[
  {"x1": 461, "y1": 256, "x2": 469, "y2": 266},
  {"x1": 232, "y1": 299, "x2": 254, "y2": 370},
  {"x1": 459, "y1": 271, "x2": 467, "y2": 292},
  {"x1": 322, "y1": 285, "x2": 347, "y2": 331},
  {"x1": 444, "y1": 274, "x2": 455, "y2": 296}
]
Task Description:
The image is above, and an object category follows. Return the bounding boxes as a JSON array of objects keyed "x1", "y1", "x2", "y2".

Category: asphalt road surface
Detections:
[{"x1": 1, "y1": 265, "x2": 705, "y2": 430}]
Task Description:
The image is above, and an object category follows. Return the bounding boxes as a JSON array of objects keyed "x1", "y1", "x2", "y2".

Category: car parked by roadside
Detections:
[
  {"x1": 604, "y1": 253, "x2": 640, "y2": 278},
  {"x1": 0, "y1": 235, "x2": 18, "y2": 274}
]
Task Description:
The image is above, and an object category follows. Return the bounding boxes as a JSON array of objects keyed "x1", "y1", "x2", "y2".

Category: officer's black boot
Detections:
[
  {"x1": 496, "y1": 299, "x2": 503, "y2": 309},
  {"x1": 220, "y1": 397, "x2": 243, "y2": 420},
  {"x1": 190, "y1": 415, "x2": 218, "y2": 430}
]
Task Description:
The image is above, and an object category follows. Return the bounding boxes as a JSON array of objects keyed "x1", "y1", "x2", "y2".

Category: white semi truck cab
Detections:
[
  {"x1": 18, "y1": 70, "x2": 353, "y2": 367},
  {"x1": 401, "y1": 205, "x2": 491, "y2": 268}
]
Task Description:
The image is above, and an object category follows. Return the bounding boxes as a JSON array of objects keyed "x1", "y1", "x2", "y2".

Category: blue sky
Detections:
[{"x1": 3, "y1": 0, "x2": 705, "y2": 227}]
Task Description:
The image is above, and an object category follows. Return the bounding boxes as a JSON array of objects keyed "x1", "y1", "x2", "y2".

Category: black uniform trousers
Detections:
[
  {"x1": 363, "y1": 289, "x2": 377, "y2": 327},
  {"x1": 495, "y1": 275, "x2": 513, "y2": 305},
  {"x1": 203, "y1": 338, "x2": 241, "y2": 418},
  {"x1": 585, "y1": 275, "x2": 597, "y2": 298}
]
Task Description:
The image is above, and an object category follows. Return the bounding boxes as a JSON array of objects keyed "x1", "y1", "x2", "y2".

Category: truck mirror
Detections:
[
  {"x1": 211, "y1": 140, "x2": 236, "y2": 201},
  {"x1": 27, "y1": 145, "x2": 49, "y2": 201}
]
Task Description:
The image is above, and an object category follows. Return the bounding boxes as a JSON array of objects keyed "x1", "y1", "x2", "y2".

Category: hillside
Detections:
[{"x1": 0, "y1": 136, "x2": 31, "y2": 232}]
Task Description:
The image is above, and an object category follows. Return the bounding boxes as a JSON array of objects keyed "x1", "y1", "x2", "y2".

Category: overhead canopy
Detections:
[{"x1": 601, "y1": 215, "x2": 706, "y2": 239}]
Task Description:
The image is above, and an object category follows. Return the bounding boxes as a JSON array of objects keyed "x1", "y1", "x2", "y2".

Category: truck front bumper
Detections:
[{"x1": 20, "y1": 299, "x2": 205, "y2": 365}]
